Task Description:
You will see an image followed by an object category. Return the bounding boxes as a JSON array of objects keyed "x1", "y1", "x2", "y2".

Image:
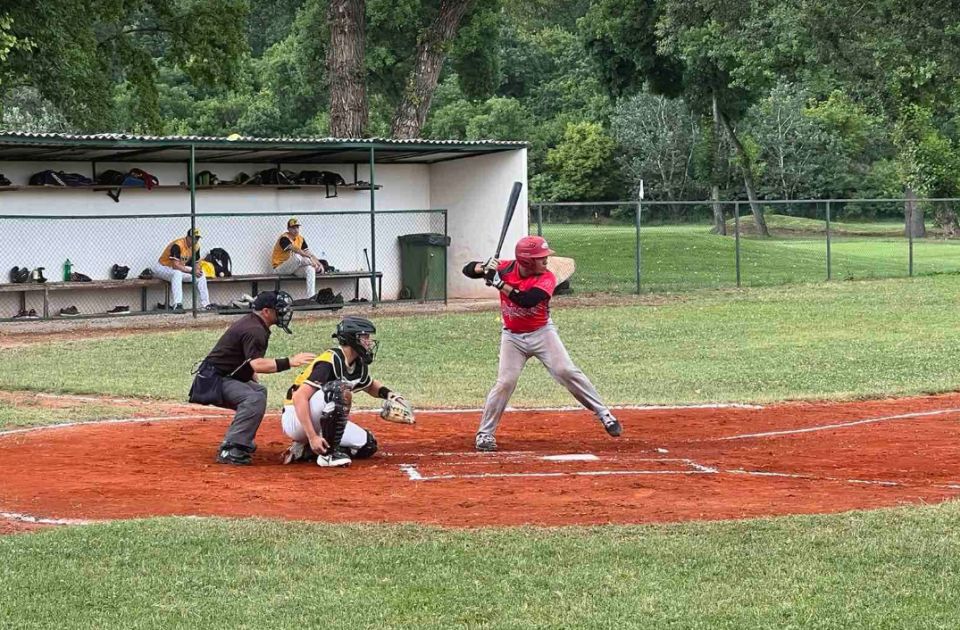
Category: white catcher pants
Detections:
[
  {"x1": 477, "y1": 321, "x2": 609, "y2": 437},
  {"x1": 281, "y1": 393, "x2": 368, "y2": 450},
  {"x1": 273, "y1": 254, "x2": 316, "y2": 298},
  {"x1": 150, "y1": 264, "x2": 210, "y2": 307}
]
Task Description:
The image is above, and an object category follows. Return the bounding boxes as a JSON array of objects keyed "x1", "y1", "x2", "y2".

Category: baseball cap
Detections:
[
  {"x1": 287, "y1": 217, "x2": 301, "y2": 228},
  {"x1": 186, "y1": 227, "x2": 202, "y2": 240}
]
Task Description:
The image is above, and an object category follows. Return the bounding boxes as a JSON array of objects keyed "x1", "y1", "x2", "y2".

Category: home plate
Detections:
[{"x1": 541, "y1": 454, "x2": 599, "y2": 462}]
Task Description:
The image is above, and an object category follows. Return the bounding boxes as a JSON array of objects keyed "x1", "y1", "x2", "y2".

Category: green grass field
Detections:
[
  {"x1": 4, "y1": 273, "x2": 960, "y2": 627},
  {"x1": 543, "y1": 218, "x2": 960, "y2": 293}
]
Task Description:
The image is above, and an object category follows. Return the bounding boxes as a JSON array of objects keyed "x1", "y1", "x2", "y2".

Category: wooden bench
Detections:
[
  {"x1": 0, "y1": 278, "x2": 166, "y2": 318},
  {"x1": 208, "y1": 270, "x2": 383, "y2": 302}
]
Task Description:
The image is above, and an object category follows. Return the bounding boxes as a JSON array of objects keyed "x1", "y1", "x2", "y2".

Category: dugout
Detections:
[{"x1": 0, "y1": 132, "x2": 528, "y2": 319}]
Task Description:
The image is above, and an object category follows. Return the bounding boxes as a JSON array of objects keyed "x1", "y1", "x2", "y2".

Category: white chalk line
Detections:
[
  {"x1": 0, "y1": 511, "x2": 97, "y2": 526},
  {"x1": 0, "y1": 414, "x2": 231, "y2": 438},
  {"x1": 399, "y1": 456, "x2": 718, "y2": 481},
  {"x1": 713, "y1": 407, "x2": 960, "y2": 441}
]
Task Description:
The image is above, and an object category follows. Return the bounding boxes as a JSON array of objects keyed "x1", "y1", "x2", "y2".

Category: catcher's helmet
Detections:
[
  {"x1": 515, "y1": 235, "x2": 555, "y2": 267},
  {"x1": 252, "y1": 290, "x2": 294, "y2": 334},
  {"x1": 9, "y1": 266, "x2": 29, "y2": 284},
  {"x1": 333, "y1": 316, "x2": 378, "y2": 364}
]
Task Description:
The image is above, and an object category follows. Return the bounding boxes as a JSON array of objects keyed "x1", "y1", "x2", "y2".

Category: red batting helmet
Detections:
[{"x1": 515, "y1": 236, "x2": 555, "y2": 263}]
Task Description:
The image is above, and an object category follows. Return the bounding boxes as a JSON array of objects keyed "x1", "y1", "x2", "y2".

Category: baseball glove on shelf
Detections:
[{"x1": 379, "y1": 398, "x2": 415, "y2": 425}]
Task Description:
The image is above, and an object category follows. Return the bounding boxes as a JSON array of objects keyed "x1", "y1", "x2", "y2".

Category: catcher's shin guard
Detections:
[
  {"x1": 352, "y1": 430, "x2": 378, "y2": 459},
  {"x1": 320, "y1": 381, "x2": 349, "y2": 448}
]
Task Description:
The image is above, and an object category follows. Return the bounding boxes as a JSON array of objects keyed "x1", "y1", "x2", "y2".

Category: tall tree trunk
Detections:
[
  {"x1": 719, "y1": 110, "x2": 769, "y2": 237},
  {"x1": 904, "y1": 187, "x2": 926, "y2": 238},
  {"x1": 391, "y1": 0, "x2": 474, "y2": 139},
  {"x1": 327, "y1": 0, "x2": 367, "y2": 138},
  {"x1": 710, "y1": 92, "x2": 726, "y2": 235}
]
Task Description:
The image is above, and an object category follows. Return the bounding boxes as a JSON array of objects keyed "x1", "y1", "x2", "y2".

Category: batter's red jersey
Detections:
[{"x1": 497, "y1": 260, "x2": 556, "y2": 333}]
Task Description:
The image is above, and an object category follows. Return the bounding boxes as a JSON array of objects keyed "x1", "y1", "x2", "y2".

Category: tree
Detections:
[
  {"x1": 328, "y1": 0, "x2": 367, "y2": 137},
  {"x1": 0, "y1": 0, "x2": 248, "y2": 133},
  {"x1": 611, "y1": 90, "x2": 701, "y2": 202},
  {"x1": 537, "y1": 121, "x2": 617, "y2": 201}
]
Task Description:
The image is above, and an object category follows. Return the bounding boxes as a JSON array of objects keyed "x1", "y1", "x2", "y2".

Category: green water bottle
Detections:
[{"x1": 63, "y1": 259, "x2": 72, "y2": 281}]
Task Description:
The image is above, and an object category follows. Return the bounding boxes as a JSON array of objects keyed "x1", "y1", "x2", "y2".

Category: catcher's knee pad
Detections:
[{"x1": 352, "y1": 430, "x2": 378, "y2": 459}]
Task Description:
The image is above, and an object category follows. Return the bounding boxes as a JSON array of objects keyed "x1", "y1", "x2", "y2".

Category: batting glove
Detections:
[
  {"x1": 482, "y1": 257, "x2": 500, "y2": 274},
  {"x1": 485, "y1": 269, "x2": 505, "y2": 290}
]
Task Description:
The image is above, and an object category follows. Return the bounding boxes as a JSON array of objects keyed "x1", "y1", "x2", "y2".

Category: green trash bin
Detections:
[{"x1": 398, "y1": 233, "x2": 451, "y2": 301}]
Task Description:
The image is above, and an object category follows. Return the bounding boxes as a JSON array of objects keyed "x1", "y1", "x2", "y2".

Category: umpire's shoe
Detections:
[
  {"x1": 217, "y1": 443, "x2": 253, "y2": 465},
  {"x1": 316, "y1": 449, "x2": 352, "y2": 467},
  {"x1": 599, "y1": 411, "x2": 622, "y2": 437},
  {"x1": 475, "y1": 433, "x2": 497, "y2": 452}
]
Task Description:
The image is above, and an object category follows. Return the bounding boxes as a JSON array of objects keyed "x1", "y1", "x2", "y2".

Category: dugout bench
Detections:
[{"x1": 0, "y1": 270, "x2": 382, "y2": 320}]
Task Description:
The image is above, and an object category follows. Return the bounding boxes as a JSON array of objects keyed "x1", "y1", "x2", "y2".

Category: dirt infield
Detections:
[{"x1": 2, "y1": 393, "x2": 960, "y2": 532}]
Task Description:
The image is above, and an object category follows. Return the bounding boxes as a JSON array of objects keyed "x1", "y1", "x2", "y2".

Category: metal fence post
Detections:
[
  {"x1": 443, "y1": 208, "x2": 448, "y2": 305},
  {"x1": 825, "y1": 200, "x2": 832, "y2": 281},
  {"x1": 734, "y1": 201, "x2": 741, "y2": 287},
  {"x1": 635, "y1": 201, "x2": 642, "y2": 294},
  {"x1": 189, "y1": 143, "x2": 197, "y2": 318},
  {"x1": 536, "y1": 204, "x2": 543, "y2": 237},
  {"x1": 369, "y1": 146, "x2": 378, "y2": 305},
  {"x1": 908, "y1": 208, "x2": 914, "y2": 277}
]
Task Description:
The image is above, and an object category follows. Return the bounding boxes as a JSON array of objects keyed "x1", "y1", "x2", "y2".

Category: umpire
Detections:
[{"x1": 191, "y1": 290, "x2": 315, "y2": 465}]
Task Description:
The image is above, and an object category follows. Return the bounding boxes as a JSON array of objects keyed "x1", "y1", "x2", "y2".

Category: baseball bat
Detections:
[
  {"x1": 486, "y1": 181, "x2": 523, "y2": 281},
  {"x1": 363, "y1": 247, "x2": 375, "y2": 301}
]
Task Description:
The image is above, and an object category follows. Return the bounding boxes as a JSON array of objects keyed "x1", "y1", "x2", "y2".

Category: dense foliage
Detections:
[{"x1": 2, "y1": 0, "x2": 959, "y2": 211}]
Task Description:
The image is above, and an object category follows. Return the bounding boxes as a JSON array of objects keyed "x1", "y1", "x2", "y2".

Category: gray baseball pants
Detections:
[
  {"x1": 477, "y1": 321, "x2": 609, "y2": 437},
  {"x1": 219, "y1": 378, "x2": 268, "y2": 449}
]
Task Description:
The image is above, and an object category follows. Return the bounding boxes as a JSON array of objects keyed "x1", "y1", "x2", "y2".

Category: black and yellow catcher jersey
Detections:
[{"x1": 284, "y1": 347, "x2": 372, "y2": 404}]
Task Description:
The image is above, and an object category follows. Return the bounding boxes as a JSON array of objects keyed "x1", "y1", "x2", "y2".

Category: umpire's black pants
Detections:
[{"x1": 219, "y1": 378, "x2": 268, "y2": 449}]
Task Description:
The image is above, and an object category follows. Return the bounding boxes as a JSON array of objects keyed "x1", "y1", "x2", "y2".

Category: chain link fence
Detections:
[
  {"x1": 0, "y1": 208, "x2": 447, "y2": 321},
  {"x1": 530, "y1": 198, "x2": 960, "y2": 294}
]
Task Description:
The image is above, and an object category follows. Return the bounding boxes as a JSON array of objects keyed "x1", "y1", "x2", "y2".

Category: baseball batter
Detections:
[
  {"x1": 279, "y1": 316, "x2": 410, "y2": 467},
  {"x1": 463, "y1": 235, "x2": 621, "y2": 452}
]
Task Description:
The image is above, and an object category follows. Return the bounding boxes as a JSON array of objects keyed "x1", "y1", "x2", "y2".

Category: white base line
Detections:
[
  {"x1": 0, "y1": 511, "x2": 96, "y2": 526},
  {"x1": 714, "y1": 407, "x2": 960, "y2": 441},
  {"x1": 0, "y1": 414, "x2": 230, "y2": 438}
]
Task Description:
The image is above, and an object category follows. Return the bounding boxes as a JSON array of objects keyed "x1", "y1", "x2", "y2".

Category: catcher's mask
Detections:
[
  {"x1": 515, "y1": 235, "x2": 555, "y2": 270},
  {"x1": 253, "y1": 290, "x2": 294, "y2": 334},
  {"x1": 333, "y1": 316, "x2": 378, "y2": 365}
]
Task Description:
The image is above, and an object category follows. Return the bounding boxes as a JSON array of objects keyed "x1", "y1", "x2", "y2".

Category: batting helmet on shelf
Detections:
[
  {"x1": 9, "y1": 266, "x2": 29, "y2": 284},
  {"x1": 110, "y1": 264, "x2": 130, "y2": 280}
]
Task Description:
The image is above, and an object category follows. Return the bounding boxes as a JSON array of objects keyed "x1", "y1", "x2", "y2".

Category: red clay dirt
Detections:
[{"x1": 2, "y1": 393, "x2": 960, "y2": 532}]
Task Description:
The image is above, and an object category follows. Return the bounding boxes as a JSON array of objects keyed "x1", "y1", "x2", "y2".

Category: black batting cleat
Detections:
[
  {"x1": 317, "y1": 449, "x2": 352, "y2": 467},
  {"x1": 599, "y1": 411, "x2": 622, "y2": 437},
  {"x1": 475, "y1": 433, "x2": 497, "y2": 452},
  {"x1": 217, "y1": 445, "x2": 252, "y2": 465}
]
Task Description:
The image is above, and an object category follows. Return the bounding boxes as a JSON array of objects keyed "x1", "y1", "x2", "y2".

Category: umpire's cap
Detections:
[{"x1": 253, "y1": 290, "x2": 294, "y2": 334}]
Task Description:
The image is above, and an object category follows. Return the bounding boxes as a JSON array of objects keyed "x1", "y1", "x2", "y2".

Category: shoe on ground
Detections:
[
  {"x1": 316, "y1": 449, "x2": 352, "y2": 467},
  {"x1": 107, "y1": 305, "x2": 130, "y2": 314},
  {"x1": 204, "y1": 303, "x2": 221, "y2": 311},
  {"x1": 475, "y1": 433, "x2": 497, "y2": 452},
  {"x1": 13, "y1": 309, "x2": 38, "y2": 319},
  {"x1": 58, "y1": 305, "x2": 79, "y2": 317},
  {"x1": 217, "y1": 445, "x2": 252, "y2": 465},
  {"x1": 240, "y1": 293, "x2": 255, "y2": 303},
  {"x1": 599, "y1": 411, "x2": 622, "y2": 437},
  {"x1": 281, "y1": 441, "x2": 309, "y2": 465}
]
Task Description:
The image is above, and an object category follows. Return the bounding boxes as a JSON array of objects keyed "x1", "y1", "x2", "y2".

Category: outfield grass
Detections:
[
  {"x1": 3, "y1": 276, "x2": 960, "y2": 427},
  {"x1": 2, "y1": 504, "x2": 960, "y2": 628},
  {"x1": 543, "y1": 221, "x2": 960, "y2": 292}
]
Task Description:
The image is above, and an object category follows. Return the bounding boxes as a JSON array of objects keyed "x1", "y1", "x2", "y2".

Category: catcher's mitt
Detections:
[{"x1": 379, "y1": 398, "x2": 415, "y2": 425}]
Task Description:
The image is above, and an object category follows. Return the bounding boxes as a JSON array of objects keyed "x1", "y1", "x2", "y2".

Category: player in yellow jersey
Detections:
[
  {"x1": 280, "y1": 316, "x2": 409, "y2": 467},
  {"x1": 272, "y1": 217, "x2": 324, "y2": 299}
]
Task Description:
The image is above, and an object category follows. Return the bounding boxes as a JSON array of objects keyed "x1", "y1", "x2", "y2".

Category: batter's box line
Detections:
[{"x1": 398, "y1": 458, "x2": 717, "y2": 482}]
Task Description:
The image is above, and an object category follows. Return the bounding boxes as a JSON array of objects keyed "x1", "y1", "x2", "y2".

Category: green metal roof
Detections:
[{"x1": 0, "y1": 132, "x2": 527, "y2": 164}]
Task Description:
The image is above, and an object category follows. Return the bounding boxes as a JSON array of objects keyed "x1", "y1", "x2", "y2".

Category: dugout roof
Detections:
[{"x1": 0, "y1": 131, "x2": 527, "y2": 165}]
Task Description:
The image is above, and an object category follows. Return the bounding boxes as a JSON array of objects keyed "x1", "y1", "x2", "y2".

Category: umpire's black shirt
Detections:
[{"x1": 204, "y1": 313, "x2": 270, "y2": 381}]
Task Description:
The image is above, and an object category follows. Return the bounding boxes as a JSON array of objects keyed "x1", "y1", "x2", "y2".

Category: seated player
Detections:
[{"x1": 280, "y1": 316, "x2": 409, "y2": 467}]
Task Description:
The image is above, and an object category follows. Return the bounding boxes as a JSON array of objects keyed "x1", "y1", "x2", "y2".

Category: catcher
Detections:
[{"x1": 279, "y1": 315, "x2": 414, "y2": 467}]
